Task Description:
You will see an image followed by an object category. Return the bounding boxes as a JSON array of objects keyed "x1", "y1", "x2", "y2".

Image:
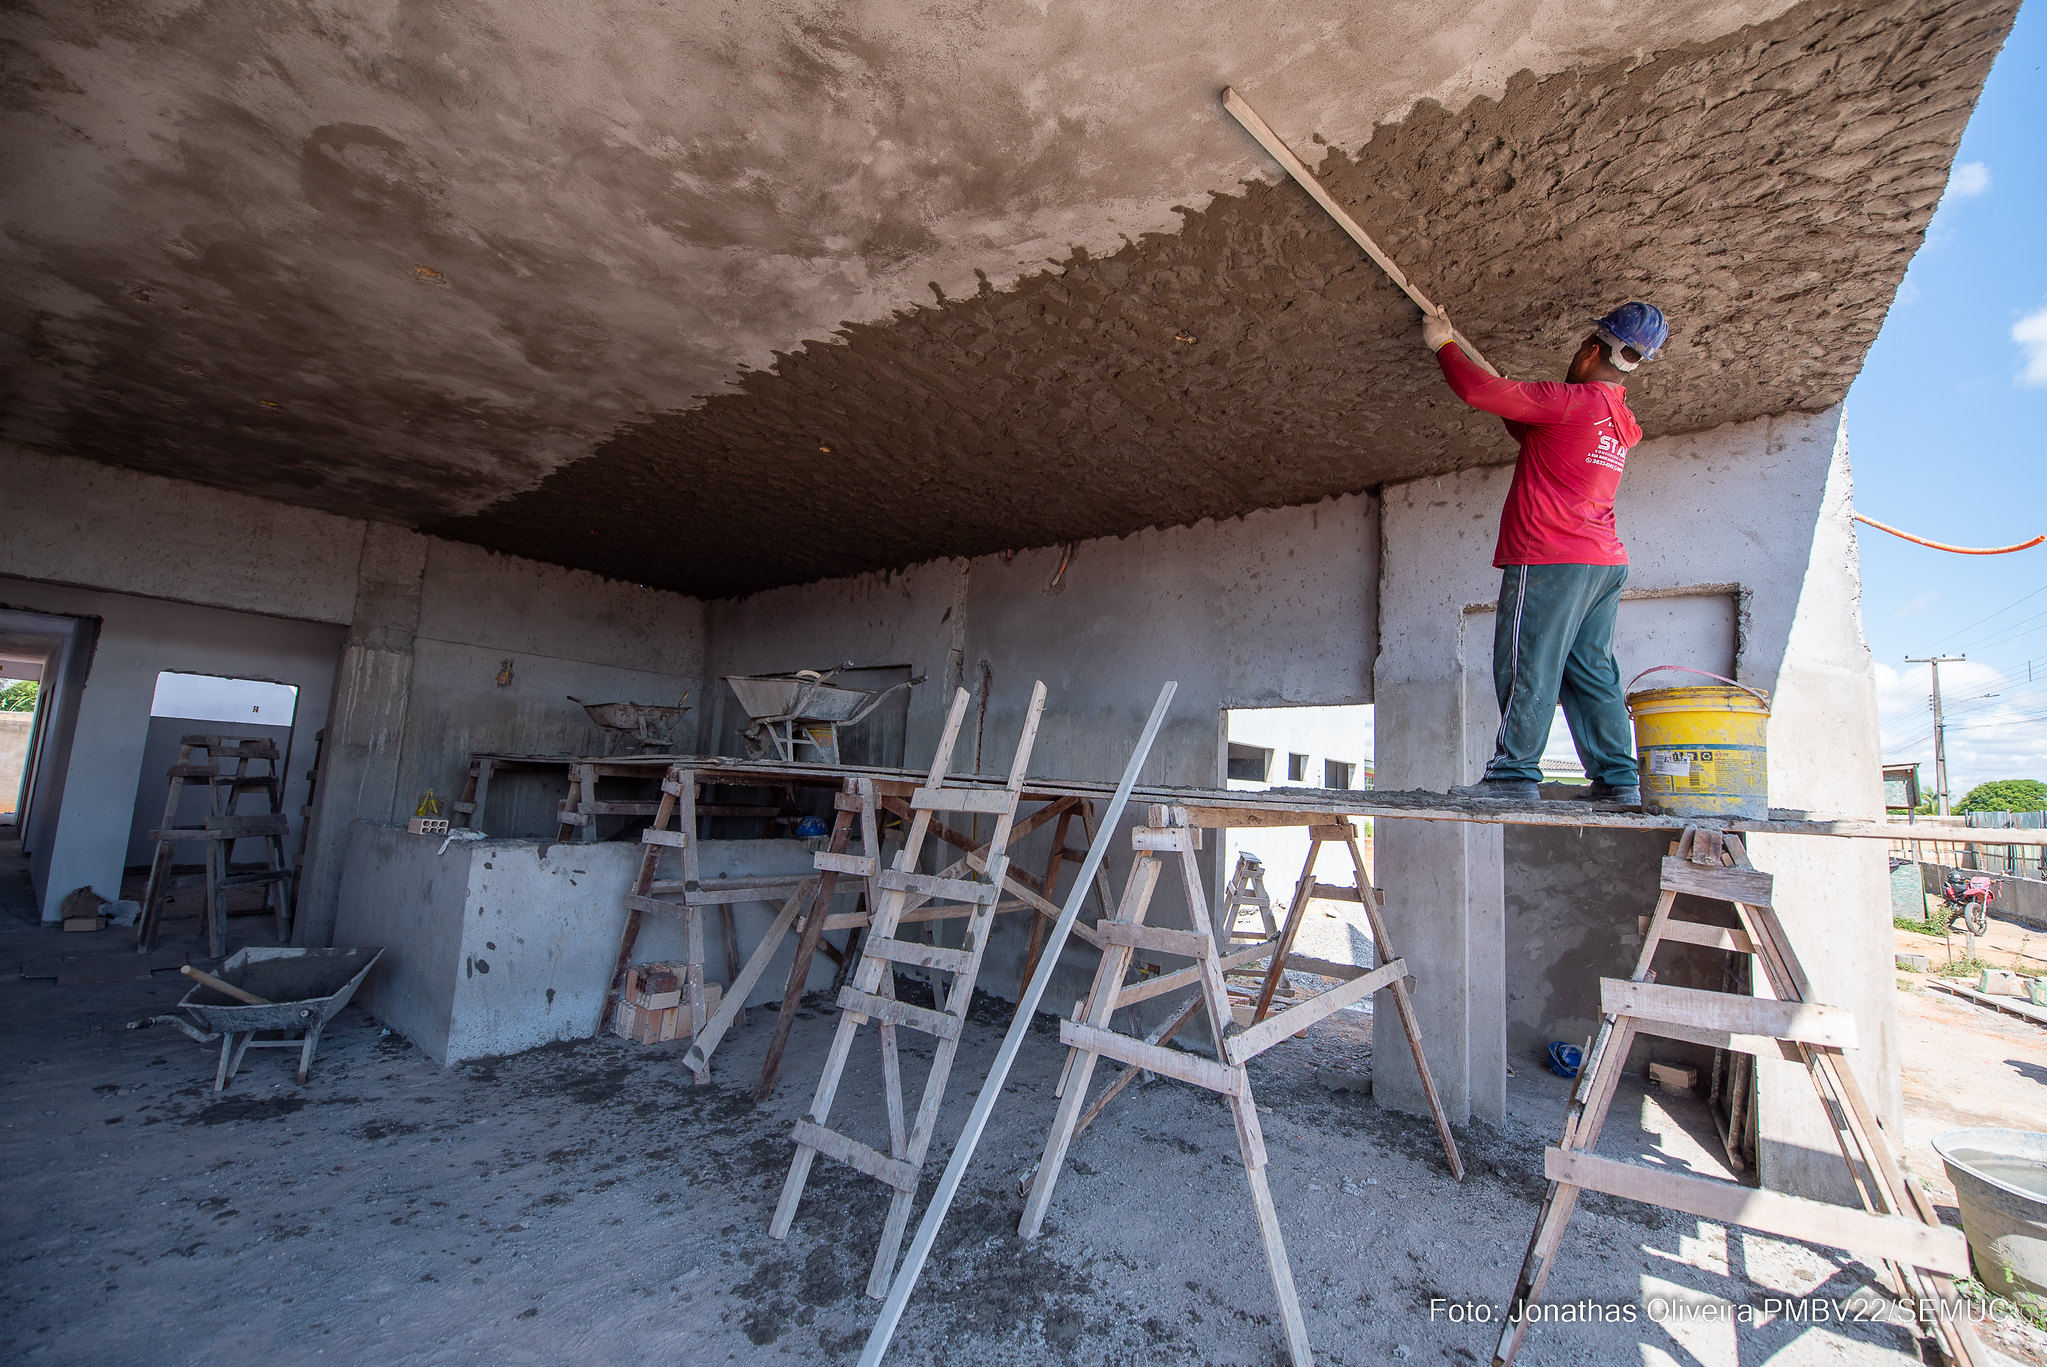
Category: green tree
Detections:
[
  {"x1": 1955, "y1": 778, "x2": 2047, "y2": 814},
  {"x1": 0, "y1": 680, "x2": 36, "y2": 712}
]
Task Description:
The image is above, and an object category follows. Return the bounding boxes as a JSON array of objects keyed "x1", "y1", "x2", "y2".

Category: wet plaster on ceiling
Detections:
[
  {"x1": 0, "y1": 0, "x2": 2013, "y2": 596},
  {"x1": 440, "y1": 0, "x2": 2016, "y2": 596}
]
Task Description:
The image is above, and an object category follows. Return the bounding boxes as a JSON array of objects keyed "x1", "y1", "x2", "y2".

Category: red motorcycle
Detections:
[{"x1": 1941, "y1": 869, "x2": 1996, "y2": 938}]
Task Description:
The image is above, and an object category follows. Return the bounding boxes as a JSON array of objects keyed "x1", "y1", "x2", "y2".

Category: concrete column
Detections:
[
  {"x1": 296, "y1": 524, "x2": 428, "y2": 946},
  {"x1": 1373, "y1": 476, "x2": 1510, "y2": 1125},
  {"x1": 1744, "y1": 415, "x2": 1898, "y2": 1201}
]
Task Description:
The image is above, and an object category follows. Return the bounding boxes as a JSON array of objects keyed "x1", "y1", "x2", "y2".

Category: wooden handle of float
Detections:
[
  {"x1": 181, "y1": 964, "x2": 270, "y2": 1005},
  {"x1": 1221, "y1": 86, "x2": 1501, "y2": 377}
]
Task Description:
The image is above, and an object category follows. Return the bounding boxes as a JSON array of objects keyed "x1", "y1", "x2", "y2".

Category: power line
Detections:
[{"x1": 1921, "y1": 583, "x2": 2047, "y2": 651}]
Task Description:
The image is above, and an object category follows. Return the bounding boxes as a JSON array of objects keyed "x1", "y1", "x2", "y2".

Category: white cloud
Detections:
[
  {"x1": 2015, "y1": 306, "x2": 2047, "y2": 388},
  {"x1": 1878, "y1": 660, "x2": 2047, "y2": 797},
  {"x1": 1949, "y1": 161, "x2": 1992, "y2": 198}
]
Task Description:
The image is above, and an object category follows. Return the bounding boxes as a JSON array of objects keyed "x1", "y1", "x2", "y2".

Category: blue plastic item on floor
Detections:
[{"x1": 1548, "y1": 1041, "x2": 1583, "y2": 1078}]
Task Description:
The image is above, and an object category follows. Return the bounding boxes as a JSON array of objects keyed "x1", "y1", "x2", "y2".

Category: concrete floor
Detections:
[{"x1": 0, "y1": 841, "x2": 2032, "y2": 1366}]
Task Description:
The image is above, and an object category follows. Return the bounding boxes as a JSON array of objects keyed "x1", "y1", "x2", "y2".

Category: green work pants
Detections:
[{"x1": 1484, "y1": 563, "x2": 1638, "y2": 786}]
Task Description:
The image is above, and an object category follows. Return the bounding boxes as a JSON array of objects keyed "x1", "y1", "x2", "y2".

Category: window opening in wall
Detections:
[
  {"x1": 1226, "y1": 742, "x2": 1272, "y2": 783},
  {"x1": 1221, "y1": 704, "x2": 1376, "y2": 984},
  {"x1": 127, "y1": 673, "x2": 303, "y2": 876},
  {"x1": 151, "y1": 672, "x2": 298, "y2": 725}
]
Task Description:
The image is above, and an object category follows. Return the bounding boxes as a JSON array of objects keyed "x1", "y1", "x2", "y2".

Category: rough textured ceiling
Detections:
[{"x1": 1, "y1": 0, "x2": 2016, "y2": 598}]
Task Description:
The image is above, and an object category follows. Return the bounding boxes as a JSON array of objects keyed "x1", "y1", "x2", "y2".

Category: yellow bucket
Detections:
[{"x1": 1625, "y1": 666, "x2": 1771, "y2": 819}]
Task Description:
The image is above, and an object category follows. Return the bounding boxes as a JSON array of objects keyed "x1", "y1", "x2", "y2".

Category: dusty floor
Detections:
[{"x1": 3, "y1": 847, "x2": 2042, "y2": 1367}]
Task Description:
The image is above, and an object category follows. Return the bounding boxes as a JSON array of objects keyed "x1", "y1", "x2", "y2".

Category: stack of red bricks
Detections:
[{"x1": 611, "y1": 962, "x2": 720, "y2": 1044}]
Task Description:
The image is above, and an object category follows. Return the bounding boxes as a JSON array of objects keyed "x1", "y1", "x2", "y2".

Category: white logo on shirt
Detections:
[{"x1": 1586, "y1": 432, "x2": 1628, "y2": 473}]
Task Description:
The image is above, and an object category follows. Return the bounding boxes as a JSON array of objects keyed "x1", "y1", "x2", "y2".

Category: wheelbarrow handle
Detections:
[{"x1": 839, "y1": 674, "x2": 927, "y2": 726}]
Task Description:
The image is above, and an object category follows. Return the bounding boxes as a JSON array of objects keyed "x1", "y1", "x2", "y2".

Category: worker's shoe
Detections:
[
  {"x1": 1448, "y1": 778, "x2": 1541, "y2": 802},
  {"x1": 1585, "y1": 780, "x2": 1642, "y2": 806}
]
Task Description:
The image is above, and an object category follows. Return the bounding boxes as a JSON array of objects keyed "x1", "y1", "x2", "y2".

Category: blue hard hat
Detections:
[
  {"x1": 1589, "y1": 302, "x2": 1668, "y2": 369},
  {"x1": 796, "y1": 815, "x2": 828, "y2": 838}
]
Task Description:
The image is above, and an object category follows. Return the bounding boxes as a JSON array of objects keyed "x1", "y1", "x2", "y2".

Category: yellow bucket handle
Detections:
[{"x1": 1626, "y1": 664, "x2": 1771, "y2": 709}]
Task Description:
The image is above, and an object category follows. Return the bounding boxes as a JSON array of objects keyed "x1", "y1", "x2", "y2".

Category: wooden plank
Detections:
[
  {"x1": 572, "y1": 801, "x2": 663, "y2": 816},
  {"x1": 1306, "y1": 824, "x2": 1356, "y2": 842},
  {"x1": 813, "y1": 852, "x2": 877, "y2": 877},
  {"x1": 792, "y1": 1120, "x2": 920, "y2": 1192},
  {"x1": 1060, "y1": 1021, "x2": 1243, "y2": 1096},
  {"x1": 1637, "y1": 917, "x2": 1756, "y2": 954},
  {"x1": 1225, "y1": 960, "x2": 1405, "y2": 1065},
  {"x1": 874, "y1": 869, "x2": 998, "y2": 905},
  {"x1": 626, "y1": 893, "x2": 685, "y2": 917},
  {"x1": 555, "y1": 810, "x2": 592, "y2": 826},
  {"x1": 1280, "y1": 953, "x2": 1372, "y2": 982},
  {"x1": 1632, "y1": 1014, "x2": 1803, "y2": 1061},
  {"x1": 202, "y1": 812, "x2": 289, "y2": 839},
  {"x1": 1545, "y1": 1148, "x2": 1968, "y2": 1275},
  {"x1": 860, "y1": 937, "x2": 977, "y2": 976},
  {"x1": 1114, "y1": 941, "x2": 1280, "y2": 1009},
  {"x1": 1150, "y1": 803, "x2": 1327, "y2": 830},
  {"x1": 1308, "y1": 881, "x2": 1362, "y2": 902},
  {"x1": 837, "y1": 987, "x2": 963, "y2": 1041},
  {"x1": 1097, "y1": 920, "x2": 1212, "y2": 959},
  {"x1": 1601, "y1": 979, "x2": 1858, "y2": 1049},
  {"x1": 910, "y1": 788, "x2": 1015, "y2": 815},
  {"x1": 1661, "y1": 857, "x2": 1774, "y2": 906},
  {"x1": 640, "y1": 827, "x2": 688, "y2": 848},
  {"x1": 1131, "y1": 826, "x2": 1201, "y2": 851},
  {"x1": 687, "y1": 878, "x2": 811, "y2": 906}
]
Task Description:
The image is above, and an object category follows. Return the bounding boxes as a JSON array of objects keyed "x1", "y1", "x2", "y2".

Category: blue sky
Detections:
[{"x1": 1849, "y1": 0, "x2": 2045, "y2": 800}]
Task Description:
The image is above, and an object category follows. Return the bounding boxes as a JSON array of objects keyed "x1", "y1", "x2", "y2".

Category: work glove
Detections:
[{"x1": 1422, "y1": 311, "x2": 1456, "y2": 352}]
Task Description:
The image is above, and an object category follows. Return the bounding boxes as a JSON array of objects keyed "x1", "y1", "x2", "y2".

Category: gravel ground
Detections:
[{"x1": 0, "y1": 840, "x2": 2018, "y2": 1367}]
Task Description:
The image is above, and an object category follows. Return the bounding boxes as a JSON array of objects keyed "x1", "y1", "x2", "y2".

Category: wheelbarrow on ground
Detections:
[
  {"x1": 569, "y1": 693, "x2": 693, "y2": 753},
  {"x1": 725, "y1": 669, "x2": 923, "y2": 763},
  {"x1": 150, "y1": 946, "x2": 383, "y2": 1090}
]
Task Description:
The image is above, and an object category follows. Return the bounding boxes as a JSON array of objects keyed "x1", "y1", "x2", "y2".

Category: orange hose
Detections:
[{"x1": 1852, "y1": 513, "x2": 2046, "y2": 556}]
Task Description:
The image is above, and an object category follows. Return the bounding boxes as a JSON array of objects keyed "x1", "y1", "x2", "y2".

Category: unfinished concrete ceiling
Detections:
[{"x1": 1, "y1": 0, "x2": 2014, "y2": 597}]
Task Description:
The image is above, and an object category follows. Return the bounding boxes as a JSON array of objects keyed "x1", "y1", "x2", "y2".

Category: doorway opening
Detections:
[
  {"x1": 1220, "y1": 704, "x2": 1375, "y2": 972},
  {"x1": 126, "y1": 672, "x2": 300, "y2": 872}
]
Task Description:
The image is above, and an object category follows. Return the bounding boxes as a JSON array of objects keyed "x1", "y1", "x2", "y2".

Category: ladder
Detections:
[
  {"x1": 1494, "y1": 826, "x2": 1976, "y2": 1367},
  {"x1": 136, "y1": 735, "x2": 292, "y2": 956},
  {"x1": 600, "y1": 762, "x2": 827, "y2": 1084},
  {"x1": 769, "y1": 682, "x2": 1046, "y2": 1298},
  {"x1": 1019, "y1": 812, "x2": 1463, "y2": 1367},
  {"x1": 1221, "y1": 852, "x2": 1277, "y2": 940}
]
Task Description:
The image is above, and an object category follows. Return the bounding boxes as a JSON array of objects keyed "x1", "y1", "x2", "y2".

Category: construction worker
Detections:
[{"x1": 1422, "y1": 302, "x2": 1670, "y2": 805}]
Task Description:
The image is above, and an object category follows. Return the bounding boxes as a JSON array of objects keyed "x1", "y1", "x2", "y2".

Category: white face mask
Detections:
[{"x1": 1592, "y1": 326, "x2": 1643, "y2": 372}]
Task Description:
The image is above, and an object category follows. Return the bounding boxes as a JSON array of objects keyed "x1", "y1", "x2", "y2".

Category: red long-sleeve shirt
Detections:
[{"x1": 1435, "y1": 341, "x2": 1642, "y2": 567}]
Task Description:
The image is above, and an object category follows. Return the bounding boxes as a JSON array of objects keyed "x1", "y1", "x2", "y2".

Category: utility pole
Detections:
[{"x1": 1907, "y1": 655, "x2": 1966, "y2": 815}]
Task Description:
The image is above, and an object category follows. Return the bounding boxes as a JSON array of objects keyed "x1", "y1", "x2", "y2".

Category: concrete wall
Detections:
[
  {"x1": 333, "y1": 823, "x2": 855, "y2": 1065},
  {"x1": 0, "y1": 573, "x2": 344, "y2": 921},
  {"x1": 703, "y1": 493, "x2": 1380, "y2": 1013},
  {"x1": 3, "y1": 446, "x2": 708, "y2": 934},
  {"x1": 1374, "y1": 405, "x2": 1894, "y2": 1200}
]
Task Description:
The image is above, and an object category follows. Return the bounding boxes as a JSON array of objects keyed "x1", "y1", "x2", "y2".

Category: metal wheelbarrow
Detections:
[
  {"x1": 159, "y1": 946, "x2": 384, "y2": 1090},
  {"x1": 569, "y1": 693, "x2": 693, "y2": 753},
  {"x1": 725, "y1": 668, "x2": 922, "y2": 764}
]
